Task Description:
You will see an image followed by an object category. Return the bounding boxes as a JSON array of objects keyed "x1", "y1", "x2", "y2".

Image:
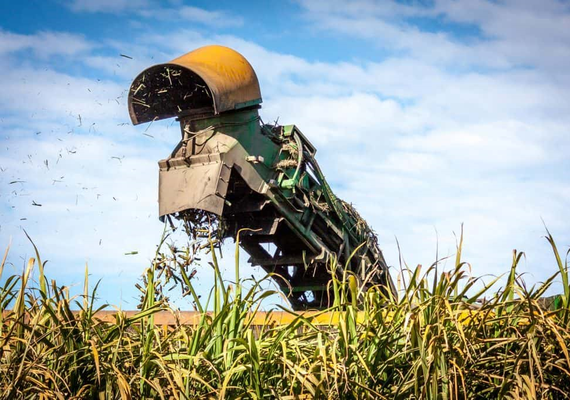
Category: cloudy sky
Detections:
[{"x1": 1, "y1": 0, "x2": 569, "y2": 308}]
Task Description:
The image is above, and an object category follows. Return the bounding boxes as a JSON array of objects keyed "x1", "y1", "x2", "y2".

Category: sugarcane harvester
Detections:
[{"x1": 128, "y1": 45, "x2": 395, "y2": 309}]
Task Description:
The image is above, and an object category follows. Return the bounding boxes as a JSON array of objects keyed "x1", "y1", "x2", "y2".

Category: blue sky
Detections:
[{"x1": 1, "y1": 0, "x2": 570, "y2": 309}]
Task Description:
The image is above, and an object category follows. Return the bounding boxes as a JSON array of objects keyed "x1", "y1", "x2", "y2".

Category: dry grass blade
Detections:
[{"x1": 1, "y1": 228, "x2": 570, "y2": 398}]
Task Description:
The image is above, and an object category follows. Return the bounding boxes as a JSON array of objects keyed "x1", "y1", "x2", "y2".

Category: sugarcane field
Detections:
[{"x1": 2, "y1": 1, "x2": 570, "y2": 399}]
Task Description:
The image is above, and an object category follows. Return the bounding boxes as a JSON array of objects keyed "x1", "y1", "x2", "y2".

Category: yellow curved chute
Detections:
[{"x1": 128, "y1": 45, "x2": 262, "y2": 125}]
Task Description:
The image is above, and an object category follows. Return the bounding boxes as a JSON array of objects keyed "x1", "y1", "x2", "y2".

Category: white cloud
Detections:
[
  {"x1": 298, "y1": 0, "x2": 570, "y2": 75},
  {"x1": 434, "y1": 0, "x2": 570, "y2": 74},
  {"x1": 380, "y1": 152, "x2": 446, "y2": 174},
  {"x1": 0, "y1": 134, "x2": 165, "y2": 270},
  {"x1": 67, "y1": 0, "x2": 151, "y2": 13},
  {"x1": 178, "y1": 6, "x2": 242, "y2": 26},
  {"x1": 0, "y1": 67, "x2": 125, "y2": 124},
  {"x1": 262, "y1": 94, "x2": 415, "y2": 145},
  {"x1": 0, "y1": 30, "x2": 92, "y2": 58},
  {"x1": 0, "y1": 51, "x2": 178, "y2": 285},
  {"x1": 397, "y1": 121, "x2": 549, "y2": 169},
  {"x1": 67, "y1": 1, "x2": 243, "y2": 27},
  {"x1": 138, "y1": 6, "x2": 243, "y2": 27}
]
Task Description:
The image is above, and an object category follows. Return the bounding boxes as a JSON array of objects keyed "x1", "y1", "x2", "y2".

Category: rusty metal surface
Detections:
[
  {"x1": 128, "y1": 45, "x2": 262, "y2": 125},
  {"x1": 2, "y1": 310, "x2": 371, "y2": 327},
  {"x1": 64, "y1": 310, "x2": 367, "y2": 326}
]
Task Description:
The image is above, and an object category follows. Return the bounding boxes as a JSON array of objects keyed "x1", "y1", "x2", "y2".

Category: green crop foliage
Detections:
[{"x1": 1, "y1": 227, "x2": 569, "y2": 399}]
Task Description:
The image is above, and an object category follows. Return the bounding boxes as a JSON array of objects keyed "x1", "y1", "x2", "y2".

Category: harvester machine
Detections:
[{"x1": 128, "y1": 45, "x2": 395, "y2": 309}]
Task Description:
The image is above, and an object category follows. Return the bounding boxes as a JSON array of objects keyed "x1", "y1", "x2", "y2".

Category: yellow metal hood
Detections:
[{"x1": 128, "y1": 45, "x2": 262, "y2": 125}]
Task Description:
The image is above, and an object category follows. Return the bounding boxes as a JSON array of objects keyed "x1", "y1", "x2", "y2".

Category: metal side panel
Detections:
[
  {"x1": 158, "y1": 159, "x2": 230, "y2": 217},
  {"x1": 225, "y1": 143, "x2": 268, "y2": 194}
]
